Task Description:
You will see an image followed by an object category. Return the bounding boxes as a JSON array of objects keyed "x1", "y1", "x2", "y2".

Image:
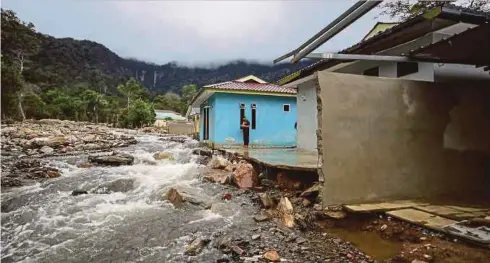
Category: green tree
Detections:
[
  {"x1": 1, "y1": 9, "x2": 41, "y2": 120},
  {"x1": 181, "y1": 84, "x2": 198, "y2": 105},
  {"x1": 82, "y1": 89, "x2": 109, "y2": 123},
  {"x1": 117, "y1": 78, "x2": 149, "y2": 108},
  {"x1": 119, "y1": 99, "x2": 156, "y2": 128},
  {"x1": 379, "y1": 0, "x2": 489, "y2": 20}
]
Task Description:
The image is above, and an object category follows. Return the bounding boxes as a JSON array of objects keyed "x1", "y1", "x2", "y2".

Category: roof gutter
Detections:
[{"x1": 274, "y1": 0, "x2": 383, "y2": 64}]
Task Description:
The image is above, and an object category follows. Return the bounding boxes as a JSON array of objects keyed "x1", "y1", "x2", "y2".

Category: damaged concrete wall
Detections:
[{"x1": 317, "y1": 72, "x2": 490, "y2": 205}]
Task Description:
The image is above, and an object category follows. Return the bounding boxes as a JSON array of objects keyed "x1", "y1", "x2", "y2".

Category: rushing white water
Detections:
[{"x1": 1, "y1": 134, "x2": 255, "y2": 263}]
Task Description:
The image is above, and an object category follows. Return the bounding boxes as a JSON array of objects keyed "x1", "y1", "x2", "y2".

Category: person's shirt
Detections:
[{"x1": 241, "y1": 121, "x2": 250, "y2": 131}]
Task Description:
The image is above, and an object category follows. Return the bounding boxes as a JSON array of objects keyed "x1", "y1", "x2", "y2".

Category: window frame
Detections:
[
  {"x1": 251, "y1": 104, "x2": 257, "y2": 130},
  {"x1": 283, "y1": 104, "x2": 290, "y2": 112}
]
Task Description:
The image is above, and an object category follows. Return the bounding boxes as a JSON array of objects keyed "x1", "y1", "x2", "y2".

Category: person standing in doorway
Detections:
[{"x1": 241, "y1": 118, "x2": 250, "y2": 148}]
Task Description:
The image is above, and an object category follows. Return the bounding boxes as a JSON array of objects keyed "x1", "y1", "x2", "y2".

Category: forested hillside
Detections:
[{"x1": 1, "y1": 9, "x2": 310, "y2": 125}]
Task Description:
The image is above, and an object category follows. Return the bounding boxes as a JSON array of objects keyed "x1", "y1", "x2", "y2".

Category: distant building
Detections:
[
  {"x1": 185, "y1": 106, "x2": 200, "y2": 134},
  {"x1": 154, "y1": 110, "x2": 186, "y2": 128},
  {"x1": 190, "y1": 75, "x2": 297, "y2": 148}
]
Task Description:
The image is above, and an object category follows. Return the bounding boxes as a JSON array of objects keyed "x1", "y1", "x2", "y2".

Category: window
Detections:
[
  {"x1": 363, "y1": 66, "x2": 379, "y2": 76},
  {"x1": 283, "y1": 104, "x2": 290, "y2": 112},
  {"x1": 239, "y1": 103, "x2": 245, "y2": 125},
  {"x1": 251, "y1": 104, "x2": 257, "y2": 130},
  {"x1": 397, "y1": 62, "x2": 418, "y2": 77}
]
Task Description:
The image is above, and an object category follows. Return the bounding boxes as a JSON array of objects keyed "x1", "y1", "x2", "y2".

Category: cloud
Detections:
[{"x1": 111, "y1": 1, "x2": 292, "y2": 51}]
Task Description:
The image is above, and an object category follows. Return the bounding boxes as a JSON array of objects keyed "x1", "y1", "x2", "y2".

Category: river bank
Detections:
[{"x1": 1, "y1": 121, "x2": 489, "y2": 263}]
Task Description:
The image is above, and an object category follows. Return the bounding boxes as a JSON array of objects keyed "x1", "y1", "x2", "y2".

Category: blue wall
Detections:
[{"x1": 200, "y1": 92, "x2": 297, "y2": 148}]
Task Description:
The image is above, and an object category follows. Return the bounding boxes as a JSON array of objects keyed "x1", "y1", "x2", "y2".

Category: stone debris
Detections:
[
  {"x1": 263, "y1": 250, "x2": 280, "y2": 262},
  {"x1": 166, "y1": 188, "x2": 184, "y2": 207},
  {"x1": 204, "y1": 171, "x2": 230, "y2": 185},
  {"x1": 258, "y1": 193, "x2": 275, "y2": 209},
  {"x1": 208, "y1": 156, "x2": 231, "y2": 169},
  {"x1": 277, "y1": 197, "x2": 295, "y2": 228},
  {"x1": 232, "y1": 160, "x2": 258, "y2": 189},
  {"x1": 88, "y1": 152, "x2": 134, "y2": 166},
  {"x1": 254, "y1": 214, "x2": 270, "y2": 222}
]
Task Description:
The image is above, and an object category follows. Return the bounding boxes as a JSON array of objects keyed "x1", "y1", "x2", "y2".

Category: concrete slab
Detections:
[
  {"x1": 387, "y1": 209, "x2": 456, "y2": 229},
  {"x1": 344, "y1": 200, "x2": 426, "y2": 213},
  {"x1": 344, "y1": 203, "x2": 384, "y2": 212},
  {"x1": 446, "y1": 205, "x2": 489, "y2": 213},
  {"x1": 414, "y1": 205, "x2": 463, "y2": 217},
  {"x1": 387, "y1": 209, "x2": 436, "y2": 225},
  {"x1": 221, "y1": 148, "x2": 318, "y2": 171}
]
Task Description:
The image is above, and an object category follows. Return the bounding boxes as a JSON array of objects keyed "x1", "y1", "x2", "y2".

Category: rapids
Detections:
[{"x1": 1, "y1": 134, "x2": 256, "y2": 263}]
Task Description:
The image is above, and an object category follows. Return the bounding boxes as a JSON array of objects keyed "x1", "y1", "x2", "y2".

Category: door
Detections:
[{"x1": 203, "y1": 107, "x2": 210, "y2": 140}]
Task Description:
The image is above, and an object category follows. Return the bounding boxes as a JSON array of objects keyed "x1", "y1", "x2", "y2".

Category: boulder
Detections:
[
  {"x1": 207, "y1": 156, "x2": 231, "y2": 169},
  {"x1": 203, "y1": 172, "x2": 230, "y2": 184},
  {"x1": 232, "y1": 161, "x2": 258, "y2": 189},
  {"x1": 263, "y1": 250, "x2": 280, "y2": 262},
  {"x1": 258, "y1": 193, "x2": 275, "y2": 209},
  {"x1": 72, "y1": 190, "x2": 89, "y2": 196},
  {"x1": 39, "y1": 146, "x2": 54, "y2": 154},
  {"x1": 88, "y1": 153, "x2": 134, "y2": 166},
  {"x1": 223, "y1": 164, "x2": 235, "y2": 172},
  {"x1": 93, "y1": 179, "x2": 135, "y2": 194},
  {"x1": 166, "y1": 188, "x2": 184, "y2": 207},
  {"x1": 185, "y1": 237, "x2": 210, "y2": 256},
  {"x1": 153, "y1": 152, "x2": 173, "y2": 160},
  {"x1": 277, "y1": 197, "x2": 295, "y2": 228}
]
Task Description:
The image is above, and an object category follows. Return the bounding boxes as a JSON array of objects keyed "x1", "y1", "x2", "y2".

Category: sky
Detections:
[{"x1": 2, "y1": 0, "x2": 391, "y2": 66}]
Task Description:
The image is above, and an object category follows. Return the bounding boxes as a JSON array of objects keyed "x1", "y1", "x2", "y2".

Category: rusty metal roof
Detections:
[
  {"x1": 276, "y1": 5, "x2": 490, "y2": 86},
  {"x1": 205, "y1": 81, "x2": 297, "y2": 94}
]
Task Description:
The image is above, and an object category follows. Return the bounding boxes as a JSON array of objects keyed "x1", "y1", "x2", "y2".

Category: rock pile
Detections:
[{"x1": 1, "y1": 120, "x2": 137, "y2": 157}]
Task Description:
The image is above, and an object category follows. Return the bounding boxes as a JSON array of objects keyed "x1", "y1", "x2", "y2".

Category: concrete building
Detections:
[
  {"x1": 275, "y1": 4, "x2": 490, "y2": 205},
  {"x1": 190, "y1": 75, "x2": 297, "y2": 148}
]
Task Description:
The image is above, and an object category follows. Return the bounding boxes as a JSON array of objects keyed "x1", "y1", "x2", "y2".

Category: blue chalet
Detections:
[{"x1": 190, "y1": 75, "x2": 297, "y2": 148}]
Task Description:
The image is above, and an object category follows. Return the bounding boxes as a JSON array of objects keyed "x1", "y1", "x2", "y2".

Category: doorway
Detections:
[{"x1": 203, "y1": 107, "x2": 210, "y2": 140}]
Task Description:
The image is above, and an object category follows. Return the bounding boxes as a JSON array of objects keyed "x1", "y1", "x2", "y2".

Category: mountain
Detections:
[{"x1": 2, "y1": 10, "x2": 310, "y2": 95}]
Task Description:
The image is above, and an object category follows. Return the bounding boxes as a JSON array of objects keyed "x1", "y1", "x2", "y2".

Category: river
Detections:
[{"x1": 1, "y1": 134, "x2": 260, "y2": 263}]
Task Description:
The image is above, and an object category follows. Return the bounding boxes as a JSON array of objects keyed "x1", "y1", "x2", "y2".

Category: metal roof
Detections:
[
  {"x1": 205, "y1": 81, "x2": 296, "y2": 94},
  {"x1": 155, "y1": 110, "x2": 186, "y2": 121},
  {"x1": 276, "y1": 5, "x2": 490, "y2": 86},
  {"x1": 190, "y1": 78, "x2": 297, "y2": 108}
]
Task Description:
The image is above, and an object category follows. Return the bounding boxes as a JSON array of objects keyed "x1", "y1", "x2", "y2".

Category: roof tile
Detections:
[{"x1": 206, "y1": 81, "x2": 296, "y2": 94}]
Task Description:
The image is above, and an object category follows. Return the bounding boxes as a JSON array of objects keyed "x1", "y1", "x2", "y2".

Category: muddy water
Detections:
[
  {"x1": 325, "y1": 227, "x2": 402, "y2": 261},
  {"x1": 1, "y1": 134, "x2": 257, "y2": 263}
]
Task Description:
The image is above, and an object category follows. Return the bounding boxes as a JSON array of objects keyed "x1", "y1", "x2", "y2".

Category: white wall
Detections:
[
  {"x1": 296, "y1": 80, "x2": 318, "y2": 151},
  {"x1": 328, "y1": 23, "x2": 489, "y2": 83}
]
